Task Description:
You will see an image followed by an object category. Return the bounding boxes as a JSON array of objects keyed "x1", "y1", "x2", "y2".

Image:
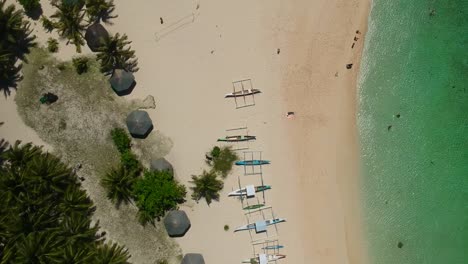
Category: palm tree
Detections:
[
  {"x1": 48, "y1": 244, "x2": 96, "y2": 264},
  {"x1": 2, "y1": 140, "x2": 42, "y2": 170},
  {"x1": 85, "y1": 0, "x2": 116, "y2": 24},
  {"x1": 95, "y1": 242, "x2": 131, "y2": 264},
  {"x1": 0, "y1": 1, "x2": 37, "y2": 60},
  {"x1": 59, "y1": 213, "x2": 100, "y2": 245},
  {"x1": 59, "y1": 185, "x2": 95, "y2": 216},
  {"x1": 50, "y1": 1, "x2": 86, "y2": 53},
  {"x1": 13, "y1": 231, "x2": 62, "y2": 263},
  {"x1": 0, "y1": 57, "x2": 22, "y2": 97},
  {"x1": 101, "y1": 165, "x2": 136, "y2": 207},
  {"x1": 190, "y1": 170, "x2": 224, "y2": 205},
  {"x1": 96, "y1": 33, "x2": 138, "y2": 75}
]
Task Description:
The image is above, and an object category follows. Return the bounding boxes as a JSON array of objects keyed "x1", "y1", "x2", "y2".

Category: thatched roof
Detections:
[
  {"x1": 109, "y1": 69, "x2": 136, "y2": 96},
  {"x1": 85, "y1": 23, "x2": 109, "y2": 52},
  {"x1": 181, "y1": 253, "x2": 205, "y2": 264},
  {"x1": 164, "y1": 210, "x2": 191, "y2": 237},
  {"x1": 150, "y1": 158, "x2": 173, "y2": 173},
  {"x1": 126, "y1": 110, "x2": 153, "y2": 138}
]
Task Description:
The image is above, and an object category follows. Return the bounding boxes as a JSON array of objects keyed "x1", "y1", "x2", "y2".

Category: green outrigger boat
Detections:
[
  {"x1": 242, "y1": 204, "x2": 265, "y2": 210},
  {"x1": 217, "y1": 135, "x2": 256, "y2": 142}
]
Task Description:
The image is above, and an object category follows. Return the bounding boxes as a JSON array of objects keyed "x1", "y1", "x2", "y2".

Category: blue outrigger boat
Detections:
[{"x1": 235, "y1": 160, "x2": 270, "y2": 166}]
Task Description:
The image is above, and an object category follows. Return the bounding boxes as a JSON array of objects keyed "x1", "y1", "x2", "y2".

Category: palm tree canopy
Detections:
[
  {"x1": 50, "y1": 1, "x2": 86, "y2": 52},
  {"x1": 85, "y1": 0, "x2": 117, "y2": 24},
  {"x1": 0, "y1": 141, "x2": 131, "y2": 263},
  {"x1": 96, "y1": 33, "x2": 138, "y2": 75},
  {"x1": 190, "y1": 170, "x2": 223, "y2": 205},
  {"x1": 0, "y1": 1, "x2": 36, "y2": 60}
]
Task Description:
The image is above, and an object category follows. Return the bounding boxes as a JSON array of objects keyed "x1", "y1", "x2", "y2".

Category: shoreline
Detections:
[{"x1": 276, "y1": 0, "x2": 371, "y2": 263}]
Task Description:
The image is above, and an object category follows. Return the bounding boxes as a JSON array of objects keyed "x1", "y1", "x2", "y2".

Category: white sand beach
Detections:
[{"x1": 1, "y1": 0, "x2": 371, "y2": 263}]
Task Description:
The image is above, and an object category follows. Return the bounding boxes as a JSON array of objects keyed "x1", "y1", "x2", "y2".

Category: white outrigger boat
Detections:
[
  {"x1": 225, "y1": 88, "x2": 261, "y2": 98},
  {"x1": 241, "y1": 254, "x2": 286, "y2": 264},
  {"x1": 228, "y1": 185, "x2": 271, "y2": 197},
  {"x1": 234, "y1": 218, "x2": 286, "y2": 232}
]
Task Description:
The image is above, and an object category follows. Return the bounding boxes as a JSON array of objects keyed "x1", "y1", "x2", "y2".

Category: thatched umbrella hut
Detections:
[
  {"x1": 181, "y1": 253, "x2": 205, "y2": 264},
  {"x1": 150, "y1": 158, "x2": 174, "y2": 173},
  {"x1": 126, "y1": 110, "x2": 153, "y2": 138},
  {"x1": 109, "y1": 69, "x2": 136, "y2": 96},
  {"x1": 164, "y1": 210, "x2": 191, "y2": 237},
  {"x1": 85, "y1": 23, "x2": 109, "y2": 52}
]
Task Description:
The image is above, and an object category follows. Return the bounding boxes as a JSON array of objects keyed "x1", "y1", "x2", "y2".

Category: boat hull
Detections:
[
  {"x1": 225, "y1": 90, "x2": 261, "y2": 98},
  {"x1": 235, "y1": 160, "x2": 270, "y2": 166},
  {"x1": 217, "y1": 135, "x2": 256, "y2": 142}
]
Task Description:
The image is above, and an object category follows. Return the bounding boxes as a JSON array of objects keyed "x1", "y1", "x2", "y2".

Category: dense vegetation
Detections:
[
  {"x1": 104, "y1": 128, "x2": 185, "y2": 226},
  {"x1": 72, "y1": 56, "x2": 89, "y2": 74},
  {"x1": 189, "y1": 146, "x2": 237, "y2": 205},
  {"x1": 0, "y1": 141, "x2": 131, "y2": 263},
  {"x1": 0, "y1": 1, "x2": 36, "y2": 97},
  {"x1": 133, "y1": 170, "x2": 186, "y2": 226}
]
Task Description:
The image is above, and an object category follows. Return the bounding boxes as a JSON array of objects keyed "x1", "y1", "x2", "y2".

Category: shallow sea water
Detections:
[{"x1": 358, "y1": 0, "x2": 468, "y2": 263}]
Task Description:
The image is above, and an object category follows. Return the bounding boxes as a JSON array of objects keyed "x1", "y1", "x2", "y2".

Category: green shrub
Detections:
[
  {"x1": 133, "y1": 170, "x2": 186, "y2": 226},
  {"x1": 210, "y1": 146, "x2": 238, "y2": 178},
  {"x1": 110, "y1": 128, "x2": 131, "y2": 153},
  {"x1": 72, "y1": 56, "x2": 89, "y2": 74},
  {"x1": 18, "y1": 0, "x2": 40, "y2": 14},
  {"x1": 211, "y1": 146, "x2": 221, "y2": 158},
  {"x1": 224, "y1": 224, "x2": 229, "y2": 231},
  {"x1": 120, "y1": 151, "x2": 140, "y2": 172},
  {"x1": 47, "y1": 38, "x2": 59, "y2": 53}
]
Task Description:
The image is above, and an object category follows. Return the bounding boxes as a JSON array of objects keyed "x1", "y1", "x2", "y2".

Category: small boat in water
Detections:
[
  {"x1": 241, "y1": 254, "x2": 286, "y2": 263},
  {"x1": 225, "y1": 89, "x2": 261, "y2": 98},
  {"x1": 217, "y1": 135, "x2": 256, "y2": 142},
  {"x1": 235, "y1": 160, "x2": 270, "y2": 166},
  {"x1": 234, "y1": 218, "x2": 286, "y2": 232},
  {"x1": 228, "y1": 185, "x2": 271, "y2": 197}
]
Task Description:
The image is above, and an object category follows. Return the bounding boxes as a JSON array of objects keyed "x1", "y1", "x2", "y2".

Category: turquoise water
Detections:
[{"x1": 358, "y1": 0, "x2": 468, "y2": 263}]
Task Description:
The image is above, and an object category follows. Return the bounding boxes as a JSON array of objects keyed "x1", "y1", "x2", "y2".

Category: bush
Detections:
[
  {"x1": 18, "y1": 0, "x2": 40, "y2": 14},
  {"x1": 120, "y1": 151, "x2": 140, "y2": 172},
  {"x1": 210, "y1": 146, "x2": 238, "y2": 178},
  {"x1": 110, "y1": 128, "x2": 131, "y2": 153},
  {"x1": 133, "y1": 170, "x2": 186, "y2": 226},
  {"x1": 72, "y1": 56, "x2": 89, "y2": 74},
  {"x1": 224, "y1": 224, "x2": 229, "y2": 231},
  {"x1": 47, "y1": 38, "x2": 59, "y2": 53}
]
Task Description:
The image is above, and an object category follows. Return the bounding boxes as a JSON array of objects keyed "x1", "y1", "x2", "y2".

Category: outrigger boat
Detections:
[
  {"x1": 217, "y1": 135, "x2": 256, "y2": 142},
  {"x1": 243, "y1": 204, "x2": 265, "y2": 210},
  {"x1": 262, "y1": 245, "x2": 284, "y2": 250},
  {"x1": 235, "y1": 160, "x2": 270, "y2": 166},
  {"x1": 228, "y1": 185, "x2": 271, "y2": 197},
  {"x1": 234, "y1": 218, "x2": 286, "y2": 232},
  {"x1": 241, "y1": 254, "x2": 286, "y2": 263},
  {"x1": 225, "y1": 89, "x2": 261, "y2": 98}
]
